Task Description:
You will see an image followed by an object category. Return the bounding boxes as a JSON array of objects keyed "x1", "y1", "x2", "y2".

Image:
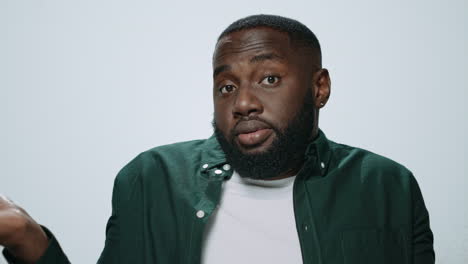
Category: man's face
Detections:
[{"x1": 212, "y1": 27, "x2": 324, "y2": 179}]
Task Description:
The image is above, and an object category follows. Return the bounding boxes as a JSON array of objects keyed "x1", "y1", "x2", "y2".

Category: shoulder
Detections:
[
  {"x1": 140, "y1": 138, "x2": 208, "y2": 166},
  {"x1": 112, "y1": 138, "x2": 210, "y2": 193},
  {"x1": 328, "y1": 140, "x2": 414, "y2": 184}
]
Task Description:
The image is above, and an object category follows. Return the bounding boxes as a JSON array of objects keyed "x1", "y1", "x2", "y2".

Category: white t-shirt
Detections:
[{"x1": 201, "y1": 170, "x2": 303, "y2": 264}]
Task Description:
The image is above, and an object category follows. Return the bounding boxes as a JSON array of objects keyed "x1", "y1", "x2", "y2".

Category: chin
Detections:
[{"x1": 238, "y1": 145, "x2": 271, "y2": 155}]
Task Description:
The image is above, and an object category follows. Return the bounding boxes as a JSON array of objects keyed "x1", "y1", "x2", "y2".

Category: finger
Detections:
[{"x1": 0, "y1": 195, "x2": 15, "y2": 209}]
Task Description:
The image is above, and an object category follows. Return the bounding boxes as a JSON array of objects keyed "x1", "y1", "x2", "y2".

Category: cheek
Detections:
[
  {"x1": 262, "y1": 90, "x2": 304, "y2": 130},
  {"x1": 263, "y1": 101, "x2": 294, "y2": 130},
  {"x1": 214, "y1": 104, "x2": 233, "y2": 135}
]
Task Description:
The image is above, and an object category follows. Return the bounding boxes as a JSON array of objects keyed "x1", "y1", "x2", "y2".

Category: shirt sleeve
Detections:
[
  {"x1": 96, "y1": 175, "x2": 122, "y2": 264},
  {"x1": 2, "y1": 226, "x2": 70, "y2": 264},
  {"x1": 411, "y1": 175, "x2": 435, "y2": 264}
]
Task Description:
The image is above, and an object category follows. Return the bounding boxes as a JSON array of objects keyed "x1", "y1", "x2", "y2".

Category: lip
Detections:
[
  {"x1": 234, "y1": 120, "x2": 271, "y2": 135},
  {"x1": 234, "y1": 120, "x2": 274, "y2": 147}
]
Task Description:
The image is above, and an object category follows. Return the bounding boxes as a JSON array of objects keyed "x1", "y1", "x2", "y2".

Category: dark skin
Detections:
[
  {"x1": 0, "y1": 27, "x2": 332, "y2": 262},
  {"x1": 213, "y1": 27, "x2": 331, "y2": 179},
  {"x1": 0, "y1": 195, "x2": 49, "y2": 263}
]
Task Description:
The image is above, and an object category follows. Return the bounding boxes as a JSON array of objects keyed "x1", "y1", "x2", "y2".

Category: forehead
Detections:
[{"x1": 213, "y1": 27, "x2": 295, "y2": 65}]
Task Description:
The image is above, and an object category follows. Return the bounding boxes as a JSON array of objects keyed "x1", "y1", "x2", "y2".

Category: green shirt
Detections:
[{"x1": 4, "y1": 130, "x2": 435, "y2": 263}]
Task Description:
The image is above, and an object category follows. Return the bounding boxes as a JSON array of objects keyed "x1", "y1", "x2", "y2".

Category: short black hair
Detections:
[{"x1": 218, "y1": 14, "x2": 322, "y2": 66}]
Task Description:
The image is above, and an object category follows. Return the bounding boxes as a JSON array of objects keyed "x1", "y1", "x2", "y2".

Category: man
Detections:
[{"x1": 0, "y1": 14, "x2": 434, "y2": 263}]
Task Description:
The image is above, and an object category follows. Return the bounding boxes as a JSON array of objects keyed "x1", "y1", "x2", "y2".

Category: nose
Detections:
[{"x1": 232, "y1": 87, "x2": 263, "y2": 118}]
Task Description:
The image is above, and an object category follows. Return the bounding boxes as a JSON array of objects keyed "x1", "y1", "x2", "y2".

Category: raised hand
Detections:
[{"x1": 0, "y1": 195, "x2": 49, "y2": 263}]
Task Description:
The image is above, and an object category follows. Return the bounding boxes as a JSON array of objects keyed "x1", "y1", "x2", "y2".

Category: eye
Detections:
[
  {"x1": 219, "y1": 84, "x2": 236, "y2": 94},
  {"x1": 261, "y1": 75, "x2": 280, "y2": 85}
]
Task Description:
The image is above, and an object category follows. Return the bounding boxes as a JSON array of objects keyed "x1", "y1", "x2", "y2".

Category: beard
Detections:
[{"x1": 212, "y1": 89, "x2": 316, "y2": 180}]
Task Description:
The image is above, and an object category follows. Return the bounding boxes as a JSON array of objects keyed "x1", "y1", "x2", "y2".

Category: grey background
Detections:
[{"x1": 1, "y1": 0, "x2": 467, "y2": 263}]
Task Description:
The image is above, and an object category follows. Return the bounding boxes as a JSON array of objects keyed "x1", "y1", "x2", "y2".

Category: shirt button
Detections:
[
  {"x1": 214, "y1": 169, "x2": 223, "y2": 175},
  {"x1": 196, "y1": 210, "x2": 205, "y2": 218},
  {"x1": 304, "y1": 225, "x2": 309, "y2": 231},
  {"x1": 202, "y1": 164, "x2": 209, "y2": 169},
  {"x1": 320, "y1": 162, "x2": 325, "y2": 169},
  {"x1": 222, "y1": 164, "x2": 231, "y2": 171}
]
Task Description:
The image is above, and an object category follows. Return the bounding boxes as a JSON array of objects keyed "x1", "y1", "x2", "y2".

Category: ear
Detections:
[{"x1": 313, "y1": 68, "x2": 331, "y2": 109}]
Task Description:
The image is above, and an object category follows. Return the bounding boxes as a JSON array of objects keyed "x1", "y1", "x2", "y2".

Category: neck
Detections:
[{"x1": 263, "y1": 127, "x2": 319, "y2": 181}]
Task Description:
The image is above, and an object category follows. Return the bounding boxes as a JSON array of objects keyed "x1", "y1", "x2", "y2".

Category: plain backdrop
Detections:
[{"x1": 1, "y1": 0, "x2": 467, "y2": 263}]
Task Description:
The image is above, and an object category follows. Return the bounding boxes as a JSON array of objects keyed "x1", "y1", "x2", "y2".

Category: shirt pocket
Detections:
[{"x1": 341, "y1": 228, "x2": 409, "y2": 264}]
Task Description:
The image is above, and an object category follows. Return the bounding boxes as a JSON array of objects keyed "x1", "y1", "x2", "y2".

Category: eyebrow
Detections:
[
  {"x1": 213, "y1": 52, "x2": 284, "y2": 78},
  {"x1": 213, "y1": 65, "x2": 231, "y2": 78},
  {"x1": 249, "y1": 52, "x2": 284, "y2": 63}
]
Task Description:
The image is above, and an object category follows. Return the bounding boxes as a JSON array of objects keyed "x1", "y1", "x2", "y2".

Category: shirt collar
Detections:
[
  {"x1": 200, "y1": 134, "x2": 228, "y2": 170},
  {"x1": 304, "y1": 129, "x2": 332, "y2": 177},
  {"x1": 200, "y1": 128, "x2": 333, "y2": 178}
]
